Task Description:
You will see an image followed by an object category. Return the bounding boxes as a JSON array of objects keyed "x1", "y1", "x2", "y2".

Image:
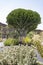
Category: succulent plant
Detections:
[{"x1": 0, "y1": 45, "x2": 42, "y2": 65}]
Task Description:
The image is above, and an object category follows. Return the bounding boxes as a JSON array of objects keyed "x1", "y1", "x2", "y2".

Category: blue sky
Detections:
[{"x1": 0, "y1": 0, "x2": 43, "y2": 30}]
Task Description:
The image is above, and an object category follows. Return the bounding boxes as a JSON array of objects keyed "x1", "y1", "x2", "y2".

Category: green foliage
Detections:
[
  {"x1": 13, "y1": 39, "x2": 19, "y2": 45},
  {"x1": 8, "y1": 26, "x2": 19, "y2": 39},
  {"x1": 4, "y1": 38, "x2": 14, "y2": 46},
  {"x1": 7, "y1": 8, "x2": 41, "y2": 36},
  {"x1": 4, "y1": 38, "x2": 19, "y2": 46},
  {"x1": 27, "y1": 31, "x2": 34, "y2": 38},
  {"x1": 0, "y1": 46, "x2": 39, "y2": 65},
  {"x1": 33, "y1": 40, "x2": 43, "y2": 57},
  {"x1": 22, "y1": 36, "x2": 32, "y2": 45}
]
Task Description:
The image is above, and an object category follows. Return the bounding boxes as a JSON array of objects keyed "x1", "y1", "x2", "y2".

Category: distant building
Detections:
[{"x1": 34, "y1": 30, "x2": 43, "y2": 34}]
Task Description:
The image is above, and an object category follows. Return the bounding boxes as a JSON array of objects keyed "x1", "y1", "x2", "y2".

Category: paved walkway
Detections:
[
  {"x1": 35, "y1": 49, "x2": 43, "y2": 62},
  {"x1": 0, "y1": 39, "x2": 6, "y2": 47},
  {"x1": 0, "y1": 42, "x2": 4, "y2": 47}
]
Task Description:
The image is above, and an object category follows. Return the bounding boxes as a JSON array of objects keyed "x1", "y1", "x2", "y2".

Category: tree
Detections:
[{"x1": 6, "y1": 8, "x2": 41, "y2": 39}]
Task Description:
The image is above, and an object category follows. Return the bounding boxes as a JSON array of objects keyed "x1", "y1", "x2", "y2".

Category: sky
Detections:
[{"x1": 0, "y1": 0, "x2": 43, "y2": 30}]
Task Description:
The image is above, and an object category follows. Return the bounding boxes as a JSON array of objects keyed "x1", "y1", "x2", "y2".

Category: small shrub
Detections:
[
  {"x1": 13, "y1": 39, "x2": 19, "y2": 45},
  {"x1": 4, "y1": 38, "x2": 14, "y2": 46},
  {"x1": 33, "y1": 40, "x2": 43, "y2": 57},
  {"x1": 0, "y1": 46, "x2": 38, "y2": 65},
  {"x1": 4, "y1": 38, "x2": 19, "y2": 46},
  {"x1": 27, "y1": 31, "x2": 34, "y2": 38},
  {"x1": 22, "y1": 37, "x2": 32, "y2": 45}
]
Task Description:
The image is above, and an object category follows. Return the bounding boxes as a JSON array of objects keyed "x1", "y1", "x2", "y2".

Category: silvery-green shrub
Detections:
[{"x1": 0, "y1": 45, "x2": 41, "y2": 65}]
